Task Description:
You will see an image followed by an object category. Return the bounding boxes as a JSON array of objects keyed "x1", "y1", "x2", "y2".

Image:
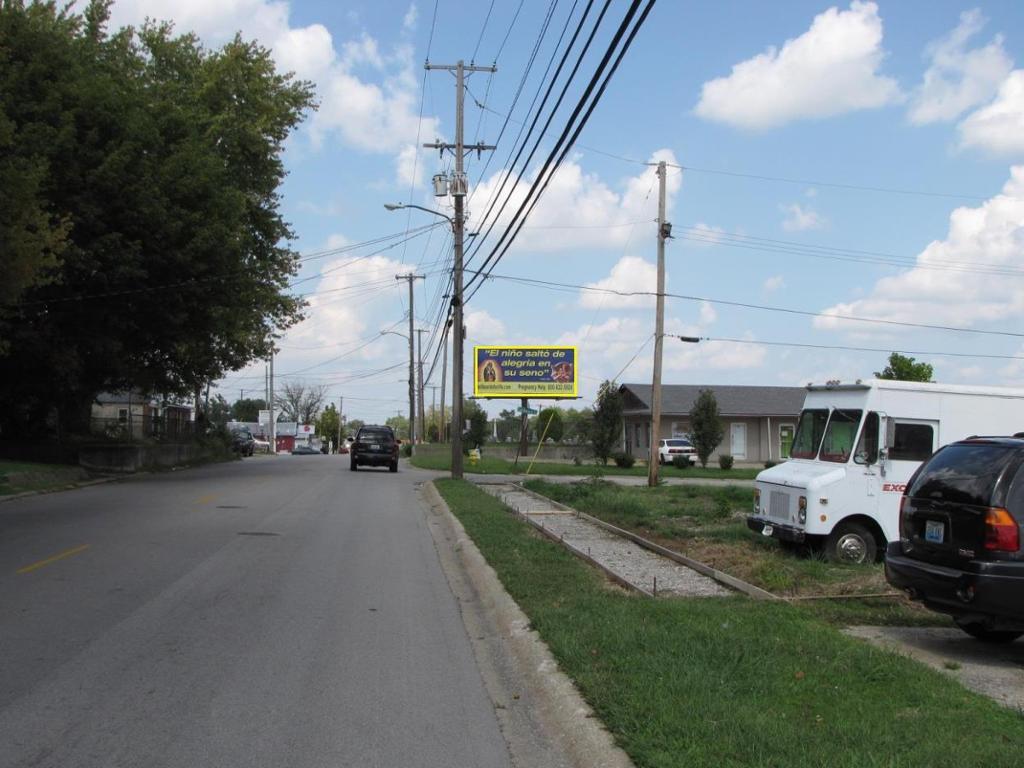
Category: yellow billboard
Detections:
[{"x1": 473, "y1": 345, "x2": 578, "y2": 399}]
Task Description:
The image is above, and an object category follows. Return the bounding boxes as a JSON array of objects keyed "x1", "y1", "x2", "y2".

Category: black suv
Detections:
[
  {"x1": 350, "y1": 425, "x2": 399, "y2": 473},
  {"x1": 230, "y1": 426, "x2": 255, "y2": 456},
  {"x1": 885, "y1": 437, "x2": 1024, "y2": 643}
]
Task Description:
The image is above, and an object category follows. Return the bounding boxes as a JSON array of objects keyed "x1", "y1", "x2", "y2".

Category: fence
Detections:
[{"x1": 90, "y1": 415, "x2": 195, "y2": 442}]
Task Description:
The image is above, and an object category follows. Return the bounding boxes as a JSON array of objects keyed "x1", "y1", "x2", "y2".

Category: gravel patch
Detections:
[{"x1": 478, "y1": 483, "x2": 729, "y2": 599}]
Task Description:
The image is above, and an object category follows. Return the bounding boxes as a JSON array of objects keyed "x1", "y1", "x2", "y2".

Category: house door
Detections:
[
  {"x1": 730, "y1": 423, "x2": 747, "y2": 460},
  {"x1": 779, "y1": 424, "x2": 794, "y2": 459}
]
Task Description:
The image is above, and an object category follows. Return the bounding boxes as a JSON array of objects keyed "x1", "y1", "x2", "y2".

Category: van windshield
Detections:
[
  {"x1": 819, "y1": 409, "x2": 862, "y2": 463},
  {"x1": 790, "y1": 409, "x2": 829, "y2": 459}
]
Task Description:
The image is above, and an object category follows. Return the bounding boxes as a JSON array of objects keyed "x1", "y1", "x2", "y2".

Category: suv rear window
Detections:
[
  {"x1": 359, "y1": 429, "x2": 393, "y2": 442},
  {"x1": 907, "y1": 443, "x2": 1017, "y2": 506}
]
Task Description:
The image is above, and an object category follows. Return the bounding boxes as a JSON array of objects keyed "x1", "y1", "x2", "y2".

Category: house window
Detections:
[
  {"x1": 779, "y1": 424, "x2": 794, "y2": 459},
  {"x1": 118, "y1": 408, "x2": 128, "y2": 423},
  {"x1": 635, "y1": 423, "x2": 642, "y2": 448}
]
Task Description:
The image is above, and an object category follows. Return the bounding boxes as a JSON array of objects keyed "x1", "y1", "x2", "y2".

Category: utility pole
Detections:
[
  {"x1": 342, "y1": 399, "x2": 350, "y2": 454},
  {"x1": 269, "y1": 350, "x2": 276, "y2": 454},
  {"x1": 425, "y1": 59, "x2": 496, "y2": 479},
  {"x1": 395, "y1": 273, "x2": 424, "y2": 445},
  {"x1": 427, "y1": 385, "x2": 439, "y2": 441},
  {"x1": 440, "y1": 320, "x2": 449, "y2": 442},
  {"x1": 416, "y1": 328, "x2": 428, "y2": 446},
  {"x1": 648, "y1": 161, "x2": 669, "y2": 487}
]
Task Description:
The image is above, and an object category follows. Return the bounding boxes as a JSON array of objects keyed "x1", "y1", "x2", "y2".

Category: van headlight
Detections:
[
  {"x1": 798, "y1": 496, "x2": 807, "y2": 524},
  {"x1": 753, "y1": 488, "x2": 761, "y2": 514}
]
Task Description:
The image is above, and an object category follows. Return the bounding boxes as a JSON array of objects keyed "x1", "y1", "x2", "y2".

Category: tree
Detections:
[
  {"x1": 875, "y1": 353, "x2": 933, "y2": 382},
  {"x1": 463, "y1": 399, "x2": 489, "y2": 450},
  {"x1": 316, "y1": 403, "x2": 341, "y2": 447},
  {"x1": 346, "y1": 419, "x2": 364, "y2": 437},
  {"x1": 207, "y1": 394, "x2": 231, "y2": 429},
  {"x1": 0, "y1": 1, "x2": 315, "y2": 436},
  {"x1": 232, "y1": 398, "x2": 267, "y2": 423},
  {"x1": 495, "y1": 409, "x2": 520, "y2": 442},
  {"x1": 591, "y1": 380, "x2": 623, "y2": 464},
  {"x1": 385, "y1": 415, "x2": 409, "y2": 440},
  {"x1": 536, "y1": 407, "x2": 564, "y2": 443},
  {"x1": 275, "y1": 381, "x2": 327, "y2": 424},
  {"x1": 564, "y1": 408, "x2": 593, "y2": 445},
  {"x1": 689, "y1": 389, "x2": 724, "y2": 468}
]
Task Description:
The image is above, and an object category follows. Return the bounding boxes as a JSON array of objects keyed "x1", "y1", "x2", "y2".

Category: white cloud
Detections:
[
  {"x1": 580, "y1": 256, "x2": 658, "y2": 309},
  {"x1": 695, "y1": 1, "x2": 902, "y2": 129},
  {"x1": 402, "y1": 3, "x2": 418, "y2": 32},
  {"x1": 101, "y1": 0, "x2": 438, "y2": 185},
  {"x1": 815, "y1": 165, "x2": 1024, "y2": 334},
  {"x1": 781, "y1": 203, "x2": 826, "y2": 231},
  {"x1": 464, "y1": 308, "x2": 507, "y2": 344},
  {"x1": 471, "y1": 150, "x2": 680, "y2": 252},
  {"x1": 763, "y1": 275, "x2": 786, "y2": 292},
  {"x1": 699, "y1": 301, "x2": 717, "y2": 325},
  {"x1": 908, "y1": 9, "x2": 1012, "y2": 125},
  {"x1": 959, "y1": 70, "x2": 1024, "y2": 154}
]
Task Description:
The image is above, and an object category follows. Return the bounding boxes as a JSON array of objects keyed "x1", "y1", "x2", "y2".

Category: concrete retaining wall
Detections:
[{"x1": 78, "y1": 443, "x2": 228, "y2": 473}]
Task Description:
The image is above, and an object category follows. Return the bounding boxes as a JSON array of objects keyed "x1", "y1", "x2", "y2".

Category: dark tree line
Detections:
[{"x1": 0, "y1": 1, "x2": 315, "y2": 436}]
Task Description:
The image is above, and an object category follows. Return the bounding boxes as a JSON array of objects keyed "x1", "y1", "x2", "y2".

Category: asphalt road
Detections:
[{"x1": 0, "y1": 456, "x2": 511, "y2": 768}]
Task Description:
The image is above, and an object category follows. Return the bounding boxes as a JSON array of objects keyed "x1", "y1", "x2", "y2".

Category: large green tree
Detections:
[
  {"x1": 591, "y1": 380, "x2": 623, "y2": 464},
  {"x1": 536, "y1": 407, "x2": 564, "y2": 443},
  {"x1": 875, "y1": 353, "x2": 934, "y2": 382},
  {"x1": 0, "y1": 1, "x2": 315, "y2": 435},
  {"x1": 689, "y1": 389, "x2": 724, "y2": 468}
]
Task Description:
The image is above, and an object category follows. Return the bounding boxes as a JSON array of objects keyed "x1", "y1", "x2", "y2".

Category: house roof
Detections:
[{"x1": 620, "y1": 383, "x2": 805, "y2": 417}]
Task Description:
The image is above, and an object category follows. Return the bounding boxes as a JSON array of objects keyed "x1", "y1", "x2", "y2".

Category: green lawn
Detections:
[
  {"x1": 522, "y1": 478, "x2": 945, "y2": 626},
  {"x1": 410, "y1": 451, "x2": 759, "y2": 481},
  {"x1": 436, "y1": 479, "x2": 1024, "y2": 768},
  {"x1": 0, "y1": 460, "x2": 90, "y2": 495}
]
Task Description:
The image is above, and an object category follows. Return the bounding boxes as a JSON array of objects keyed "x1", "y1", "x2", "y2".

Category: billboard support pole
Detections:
[{"x1": 515, "y1": 397, "x2": 529, "y2": 467}]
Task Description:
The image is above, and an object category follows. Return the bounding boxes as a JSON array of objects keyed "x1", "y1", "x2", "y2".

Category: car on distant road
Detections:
[
  {"x1": 658, "y1": 438, "x2": 696, "y2": 465},
  {"x1": 291, "y1": 444, "x2": 319, "y2": 455},
  {"x1": 885, "y1": 436, "x2": 1024, "y2": 643},
  {"x1": 230, "y1": 426, "x2": 255, "y2": 456},
  {"x1": 350, "y1": 425, "x2": 399, "y2": 472}
]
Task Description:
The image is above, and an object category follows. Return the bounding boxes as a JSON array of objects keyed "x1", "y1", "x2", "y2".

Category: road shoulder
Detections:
[{"x1": 419, "y1": 480, "x2": 634, "y2": 768}]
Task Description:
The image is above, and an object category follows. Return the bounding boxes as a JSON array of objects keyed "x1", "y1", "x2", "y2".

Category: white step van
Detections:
[{"x1": 747, "y1": 379, "x2": 1024, "y2": 563}]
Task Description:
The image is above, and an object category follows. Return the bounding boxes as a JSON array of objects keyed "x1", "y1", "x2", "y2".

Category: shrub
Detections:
[
  {"x1": 764, "y1": 460, "x2": 777, "y2": 469},
  {"x1": 612, "y1": 452, "x2": 635, "y2": 468},
  {"x1": 718, "y1": 454, "x2": 734, "y2": 470},
  {"x1": 401, "y1": 443, "x2": 413, "y2": 458},
  {"x1": 672, "y1": 455, "x2": 691, "y2": 469}
]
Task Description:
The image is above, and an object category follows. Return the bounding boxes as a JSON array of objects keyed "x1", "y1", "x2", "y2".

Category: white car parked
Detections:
[{"x1": 658, "y1": 438, "x2": 696, "y2": 464}]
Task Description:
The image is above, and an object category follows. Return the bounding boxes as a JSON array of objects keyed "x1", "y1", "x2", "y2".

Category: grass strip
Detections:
[
  {"x1": 411, "y1": 452, "x2": 758, "y2": 480},
  {"x1": 0, "y1": 460, "x2": 89, "y2": 495},
  {"x1": 436, "y1": 479, "x2": 1024, "y2": 768}
]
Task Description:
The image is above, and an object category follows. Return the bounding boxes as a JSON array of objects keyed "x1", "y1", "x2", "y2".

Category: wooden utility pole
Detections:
[
  {"x1": 440, "y1": 321, "x2": 449, "y2": 442},
  {"x1": 395, "y1": 274, "x2": 424, "y2": 444},
  {"x1": 425, "y1": 59, "x2": 496, "y2": 479},
  {"x1": 648, "y1": 161, "x2": 668, "y2": 487},
  {"x1": 416, "y1": 328, "x2": 428, "y2": 446}
]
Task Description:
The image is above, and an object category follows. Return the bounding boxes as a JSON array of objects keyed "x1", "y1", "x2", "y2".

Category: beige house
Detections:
[
  {"x1": 91, "y1": 392, "x2": 193, "y2": 440},
  {"x1": 619, "y1": 383, "x2": 806, "y2": 464}
]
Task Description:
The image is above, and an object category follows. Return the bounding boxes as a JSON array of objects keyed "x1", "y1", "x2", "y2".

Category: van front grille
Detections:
[{"x1": 769, "y1": 490, "x2": 791, "y2": 523}]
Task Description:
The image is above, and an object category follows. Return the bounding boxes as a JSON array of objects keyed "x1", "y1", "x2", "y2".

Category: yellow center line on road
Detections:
[
  {"x1": 17, "y1": 544, "x2": 91, "y2": 575},
  {"x1": 196, "y1": 493, "x2": 219, "y2": 504}
]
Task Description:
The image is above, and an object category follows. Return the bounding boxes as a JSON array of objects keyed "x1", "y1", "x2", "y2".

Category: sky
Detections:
[{"x1": 93, "y1": 1, "x2": 1024, "y2": 423}]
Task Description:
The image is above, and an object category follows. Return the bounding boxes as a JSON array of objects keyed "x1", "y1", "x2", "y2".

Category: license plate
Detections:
[
  {"x1": 925, "y1": 519, "x2": 945, "y2": 544},
  {"x1": 371, "y1": 444, "x2": 380, "y2": 450},
  {"x1": 762, "y1": 524, "x2": 774, "y2": 537}
]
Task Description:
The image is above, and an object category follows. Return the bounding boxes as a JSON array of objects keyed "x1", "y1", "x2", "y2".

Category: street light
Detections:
[{"x1": 384, "y1": 202, "x2": 466, "y2": 480}]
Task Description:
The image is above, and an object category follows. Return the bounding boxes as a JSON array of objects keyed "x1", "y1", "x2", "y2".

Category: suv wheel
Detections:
[
  {"x1": 955, "y1": 620, "x2": 1023, "y2": 644},
  {"x1": 826, "y1": 520, "x2": 878, "y2": 564},
  {"x1": 350, "y1": 458, "x2": 357, "y2": 471},
  {"x1": 389, "y1": 459, "x2": 398, "y2": 473}
]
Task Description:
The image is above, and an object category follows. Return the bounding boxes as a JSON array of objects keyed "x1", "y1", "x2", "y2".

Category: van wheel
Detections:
[
  {"x1": 826, "y1": 521, "x2": 877, "y2": 564},
  {"x1": 955, "y1": 620, "x2": 1023, "y2": 644}
]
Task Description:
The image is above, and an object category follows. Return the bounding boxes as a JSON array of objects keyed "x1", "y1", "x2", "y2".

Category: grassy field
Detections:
[
  {"x1": 410, "y1": 451, "x2": 760, "y2": 481},
  {"x1": 436, "y1": 479, "x2": 1024, "y2": 767},
  {"x1": 522, "y1": 478, "x2": 944, "y2": 627},
  {"x1": 0, "y1": 460, "x2": 91, "y2": 495}
]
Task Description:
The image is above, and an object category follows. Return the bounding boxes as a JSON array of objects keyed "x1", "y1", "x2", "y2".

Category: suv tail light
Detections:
[
  {"x1": 984, "y1": 507, "x2": 1020, "y2": 552},
  {"x1": 899, "y1": 496, "x2": 913, "y2": 538}
]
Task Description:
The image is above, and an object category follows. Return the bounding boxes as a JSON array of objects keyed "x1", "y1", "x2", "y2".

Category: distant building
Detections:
[
  {"x1": 618, "y1": 383, "x2": 805, "y2": 464},
  {"x1": 92, "y1": 392, "x2": 193, "y2": 440}
]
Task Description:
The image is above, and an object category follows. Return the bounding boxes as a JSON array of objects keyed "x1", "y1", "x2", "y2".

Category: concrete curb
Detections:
[
  {"x1": 0, "y1": 476, "x2": 122, "y2": 504},
  {"x1": 420, "y1": 480, "x2": 635, "y2": 768}
]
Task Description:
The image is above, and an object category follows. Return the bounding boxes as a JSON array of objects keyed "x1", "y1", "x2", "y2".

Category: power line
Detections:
[
  {"x1": 479, "y1": 271, "x2": 1024, "y2": 340},
  {"x1": 701, "y1": 337, "x2": 1024, "y2": 362},
  {"x1": 465, "y1": 0, "x2": 656, "y2": 299}
]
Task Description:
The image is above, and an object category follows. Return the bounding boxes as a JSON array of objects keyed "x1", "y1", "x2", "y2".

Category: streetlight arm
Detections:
[{"x1": 383, "y1": 203, "x2": 454, "y2": 226}]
